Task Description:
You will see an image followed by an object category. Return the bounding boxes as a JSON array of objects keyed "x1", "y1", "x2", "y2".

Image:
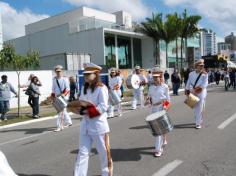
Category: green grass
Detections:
[{"x1": 0, "y1": 112, "x2": 57, "y2": 126}]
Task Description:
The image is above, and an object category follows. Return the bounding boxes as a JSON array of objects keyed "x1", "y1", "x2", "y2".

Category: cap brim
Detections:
[
  {"x1": 152, "y1": 74, "x2": 161, "y2": 77},
  {"x1": 83, "y1": 71, "x2": 95, "y2": 74},
  {"x1": 55, "y1": 69, "x2": 62, "y2": 72}
]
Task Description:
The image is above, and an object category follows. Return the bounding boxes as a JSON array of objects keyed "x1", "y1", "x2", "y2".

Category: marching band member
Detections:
[
  {"x1": 131, "y1": 66, "x2": 147, "y2": 110},
  {"x1": 108, "y1": 68, "x2": 122, "y2": 118},
  {"x1": 185, "y1": 59, "x2": 208, "y2": 129},
  {"x1": 51, "y1": 65, "x2": 72, "y2": 132},
  {"x1": 145, "y1": 67, "x2": 170, "y2": 157},
  {"x1": 74, "y1": 63, "x2": 113, "y2": 176}
]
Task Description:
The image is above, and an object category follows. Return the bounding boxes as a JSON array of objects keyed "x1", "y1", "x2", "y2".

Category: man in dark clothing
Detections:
[
  {"x1": 214, "y1": 70, "x2": 221, "y2": 85},
  {"x1": 171, "y1": 69, "x2": 181, "y2": 95},
  {"x1": 164, "y1": 70, "x2": 170, "y2": 84},
  {"x1": 229, "y1": 69, "x2": 235, "y2": 89},
  {"x1": 183, "y1": 68, "x2": 190, "y2": 86}
]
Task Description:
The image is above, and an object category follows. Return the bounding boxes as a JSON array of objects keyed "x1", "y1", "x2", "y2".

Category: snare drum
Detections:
[
  {"x1": 126, "y1": 74, "x2": 140, "y2": 89},
  {"x1": 52, "y1": 96, "x2": 68, "y2": 112},
  {"x1": 184, "y1": 93, "x2": 200, "y2": 109},
  {"x1": 146, "y1": 110, "x2": 173, "y2": 136},
  {"x1": 109, "y1": 90, "x2": 121, "y2": 105}
]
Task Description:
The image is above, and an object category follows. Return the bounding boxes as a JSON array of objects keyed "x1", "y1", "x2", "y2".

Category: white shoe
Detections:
[
  {"x1": 54, "y1": 128, "x2": 62, "y2": 132},
  {"x1": 64, "y1": 123, "x2": 72, "y2": 128},
  {"x1": 154, "y1": 147, "x2": 163, "y2": 157},
  {"x1": 196, "y1": 125, "x2": 202, "y2": 129}
]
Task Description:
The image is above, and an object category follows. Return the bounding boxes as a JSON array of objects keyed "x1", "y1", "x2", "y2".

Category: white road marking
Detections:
[
  {"x1": 152, "y1": 159, "x2": 183, "y2": 176},
  {"x1": 218, "y1": 113, "x2": 236, "y2": 130}
]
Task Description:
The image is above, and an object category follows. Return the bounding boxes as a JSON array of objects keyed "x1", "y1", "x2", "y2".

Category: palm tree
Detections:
[
  {"x1": 162, "y1": 13, "x2": 180, "y2": 68},
  {"x1": 179, "y1": 10, "x2": 201, "y2": 69},
  {"x1": 137, "y1": 13, "x2": 163, "y2": 65}
]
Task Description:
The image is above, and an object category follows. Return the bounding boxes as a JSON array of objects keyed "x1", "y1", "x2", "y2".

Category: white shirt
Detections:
[
  {"x1": 136, "y1": 74, "x2": 147, "y2": 90},
  {"x1": 109, "y1": 76, "x2": 122, "y2": 96},
  {"x1": 79, "y1": 85, "x2": 110, "y2": 135},
  {"x1": 52, "y1": 77, "x2": 70, "y2": 96},
  {"x1": 148, "y1": 83, "x2": 170, "y2": 113},
  {"x1": 186, "y1": 71, "x2": 208, "y2": 99}
]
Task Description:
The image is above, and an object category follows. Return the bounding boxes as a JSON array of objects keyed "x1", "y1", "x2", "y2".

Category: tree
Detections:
[
  {"x1": 0, "y1": 42, "x2": 40, "y2": 117},
  {"x1": 161, "y1": 13, "x2": 180, "y2": 68},
  {"x1": 137, "y1": 13, "x2": 163, "y2": 65},
  {"x1": 179, "y1": 10, "x2": 201, "y2": 69}
]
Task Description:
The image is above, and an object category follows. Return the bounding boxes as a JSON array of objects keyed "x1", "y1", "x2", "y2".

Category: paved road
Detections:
[{"x1": 0, "y1": 86, "x2": 236, "y2": 176}]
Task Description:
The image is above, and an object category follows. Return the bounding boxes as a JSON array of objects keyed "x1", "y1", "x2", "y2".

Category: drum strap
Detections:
[
  {"x1": 193, "y1": 72, "x2": 202, "y2": 89},
  {"x1": 56, "y1": 78, "x2": 63, "y2": 94}
]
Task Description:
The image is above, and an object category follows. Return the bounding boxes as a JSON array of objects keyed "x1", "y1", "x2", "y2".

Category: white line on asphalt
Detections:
[
  {"x1": 218, "y1": 113, "x2": 236, "y2": 130},
  {"x1": 152, "y1": 160, "x2": 183, "y2": 176},
  {"x1": 0, "y1": 123, "x2": 81, "y2": 147}
]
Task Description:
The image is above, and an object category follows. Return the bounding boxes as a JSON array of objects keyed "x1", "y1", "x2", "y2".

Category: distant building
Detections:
[
  {"x1": 225, "y1": 32, "x2": 236, "y2": 51},
  {"x1": 0, "y1": 12, "x2": 3, "y2": 50},
  {"x1": 217, "y1": 42, "x2": 231, "y2": 53},
  {"x1": 200, "y1": 29, "x2": 216, "y2": 56}
]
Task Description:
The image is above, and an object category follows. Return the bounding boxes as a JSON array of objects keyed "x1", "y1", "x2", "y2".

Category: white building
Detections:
[
  {"x1": 200, "y1": 29, "x2": 216, "y2": 56},
  {"x1": 9, "y1": 6, "x2": 166, "y2": 70},
  {"x1": 0, "y1": 12, "x2": 3, "y2": 50}
]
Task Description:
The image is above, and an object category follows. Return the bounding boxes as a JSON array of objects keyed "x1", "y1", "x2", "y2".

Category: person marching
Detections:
[
  {"x1": 108, "y1": 68, "x2": 122, "y2": 118},
  {"x1": 131, "y1": 66, "x2": 147, "y2": 110},
  {"x1": 51, "y1": 65, "x2": 72, "y2": 132},
  {"x1": 185, "y1": 59, "x2": 208, "y2": 129},
  {"x1": 145, "y1": 67, "x2": 170, "y2": 157},
  {"x1": 73, "y1": 63, "x2": 113, "y2": 176}
]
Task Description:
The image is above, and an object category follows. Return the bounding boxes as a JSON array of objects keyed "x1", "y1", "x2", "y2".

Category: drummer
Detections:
[
  {"x1": 145, "y1": 67, "x2": 170, "y2": 157},
  {"x1": 74, "y1": 63, "x2": 113, "y2": 176},
  {"x1": 108, "y1": 68, "x2": 122, "y2": 118},
  {"x1": 131, "y1": 66, "x2": 147, "y2": 110},
  {"x1": 51, "y1": 65, "x2": 72, "y2": 132},
  {"x1": 185, "y1": 59, "x2": 208, "y2": 129}
]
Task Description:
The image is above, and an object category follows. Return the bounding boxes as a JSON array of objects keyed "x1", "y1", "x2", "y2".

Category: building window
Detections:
[
  {"x1": 118, "y1": 36, "x2": 132, "y2": 69},
  {"x1": 133, "y1": 38, "x2": 142, "y2": 67},
  {"x1": 105, "y1": 34, "x2": 116, "y2": 68}
]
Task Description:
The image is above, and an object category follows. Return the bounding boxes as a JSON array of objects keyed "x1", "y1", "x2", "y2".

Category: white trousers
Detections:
[
  {"x1": 0, "y1": 151, "x2": 17, "y2": 176},
  {"x1": 155, "y1": 136, "x2": 163, "y2": 152},
  {"x1": 74, "y1": 133, "x2": 113, "y2": 176},
  {"x1": 57, "y1": 108, "x2": 72, "y2": 128},
  {"x1": 132, "y1": 89, "x2": 144, "y2": 109},
  {"x1": 107, "y1": 103, "x2": 122, "y2": 117},
  {"x1": 194, "y1": 98, "x2": 206, "y2": 126}
]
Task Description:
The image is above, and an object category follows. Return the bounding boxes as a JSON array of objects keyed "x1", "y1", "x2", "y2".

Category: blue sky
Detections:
[{"x1": 1, "y1": 0, "x2": 235, "y2": 41}]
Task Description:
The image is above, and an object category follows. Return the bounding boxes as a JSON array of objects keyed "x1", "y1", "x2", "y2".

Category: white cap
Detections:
[
  {"x1": 135, "y1": 65, "x2": 141, "y2": 70},
  {"x1": 83, "y1": 63, "x2": 102, "y2": 74},
  {"x1": 54, "y1": 65, "x2": 63, "y2": 72},
  {"x1": 110, "y1": 67, "x2": 116, "y2": 73},
  {"x1": 152, "y1": 66, "x2": 163, "y2": 77}
]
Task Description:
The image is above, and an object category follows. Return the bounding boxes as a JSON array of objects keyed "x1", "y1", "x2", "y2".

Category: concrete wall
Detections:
[
  {"x1": 141, "y1": 37, "x2": 155, "y2": 68},
  {"x1": 0, "y1": 71, "x2": 53, "y2": 108},
  {"x1": 11, "y1": 24, "x2": 105, "y2": 68}
]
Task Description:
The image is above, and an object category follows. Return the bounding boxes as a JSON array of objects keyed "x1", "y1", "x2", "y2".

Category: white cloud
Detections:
[
  {"x1": 63, "y1": 0, "x2": 150, "y2": 20},
  {"x1": 163, "y1": 0, "x2": 236, "y2": 36},
  {"x1": 0, "y1": 2, "x2": 49, "y2": 41}
]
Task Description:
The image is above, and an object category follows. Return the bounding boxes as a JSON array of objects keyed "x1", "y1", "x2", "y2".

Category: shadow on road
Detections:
[
  {"x1": 174, "y1": 123, "x2": 196, "y2": 129},
  {"x1": 71, "y1": 146, "x2": 154, "y2": 162},
  {"x1": 0, "y1": 127, "x2": 55, "y2": 134},
  {"x1": 129, "y1": 125, "x2": 149, "y2": 130}
]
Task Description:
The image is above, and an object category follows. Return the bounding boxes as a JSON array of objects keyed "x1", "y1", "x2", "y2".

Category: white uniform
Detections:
[
  {"x1": 148, "y1": 84, "x2": 170, "y2": 152},
  {"x1": 52, "y1": 77, "x2": 72, "y2": 129},
  {"x1": 108, "y1": 76, "x2": 122, "y2": 117},
  {"x1": 74, "y1": 85, "x2": 113, "y2": 176},
  {"x1": 186, "y1": 71, "x2": 208, "y2": 126},
  {"x1": 132, "y1": 74, "x2": 147, "y2": 109},
  {"x1": 0, "y1": 151, "x2": 17, "y2": 176}
]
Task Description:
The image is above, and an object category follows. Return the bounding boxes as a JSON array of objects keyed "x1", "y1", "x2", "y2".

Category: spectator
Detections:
[
  {"x1": 164, "y1": 70, "x2": 170, "y2": 85},
  {"x1": 147, "y1": 70, "x2": 153, "y2": 88},
  {"x1": 214, "y1": 70, "x2": 221, "y2": 85},
  {"x1": 0, "y1": 75, "x2": 18, "y2": 121},
  {"x1": 183, "y1": 68, "x2": 190, "y2": 86},
  {"x1": 171, "y1": 69, "x2": 181, "y2": 96},
  {"x1": 229, "y1": 69, "x2": 236, "y2": 89},
  {"x1": 20, "y1": 74, "x2": 35, "y2": 108},
  {"x1": 69, "y1": 76, "x2": 78, "y2": 102},
  {"x1": 28, "y1": 76, "x2": 41, "y2": 118}
]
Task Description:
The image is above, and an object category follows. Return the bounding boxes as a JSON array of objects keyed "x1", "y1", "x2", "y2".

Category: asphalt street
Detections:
[{"x1": 0, "y1": 85, "x2": 236, "y2": 176}]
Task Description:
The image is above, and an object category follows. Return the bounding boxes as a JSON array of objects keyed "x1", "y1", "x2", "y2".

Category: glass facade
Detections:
[
  {"x1": 118, "y1": 36, "x2": 132, "y2": 69},
  {"x1": 105, "y1": 34, "x2": 116, "y2": 68},
  {"x1": 104, "y1": 33, "x2": 142, "y2": 69}
]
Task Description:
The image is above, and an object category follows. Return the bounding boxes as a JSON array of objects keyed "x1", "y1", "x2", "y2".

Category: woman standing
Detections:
[
  {"x1": 146, "y1": 67, "x2": 170, "y2": 157},
  {"x1": 29, "y1": 76, "x2": 41, "y2": 118},
  {"x1": 108, "y1": 68, "x2": 122, "y2": 118},
  {"x1": 69, "y1": 76, "x2": 78, "y2": 102},
  {"x1": 74, "y1": 63, "x2": 113, "y2": 176}
]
